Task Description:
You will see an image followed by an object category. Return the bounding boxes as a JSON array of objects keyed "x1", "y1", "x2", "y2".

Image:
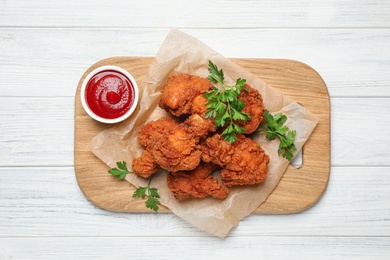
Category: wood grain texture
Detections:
[
  {"x1": 1, "y1": 0, "x2": 389, "y2": 28},
  {"x1": 1, "y1": 29, "x2": 389, "y2": 97},
  {"x1": 1, "y1": 0, "x2": 390, "y2": 257},
  {"x1": 1, "y1": 237, "x2": 389, "y2": 259},
  {"x1": 74, "y1": 57, "x2": 330, "y2": 214}
]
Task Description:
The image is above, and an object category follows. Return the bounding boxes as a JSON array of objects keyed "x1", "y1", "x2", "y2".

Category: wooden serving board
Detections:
[{"x1": 74, "y1": 57, "x2": 330, "y2": 214}]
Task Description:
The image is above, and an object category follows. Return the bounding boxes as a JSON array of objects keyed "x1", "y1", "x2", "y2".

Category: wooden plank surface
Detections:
[
  {"x1": 2, "y1": 237, "x2": 389, "y2": 259},
  {"x1": 74, "y1": 57, "x2": 330, "y2": 214},
  {"x1": 1, "y1": 1, "x2": 389, "y2": 28},
  {"x1": 2, "y1": 0, "x2": 390, "y2": 258}
]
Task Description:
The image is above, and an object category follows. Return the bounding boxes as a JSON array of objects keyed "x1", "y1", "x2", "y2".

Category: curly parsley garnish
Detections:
[
  {"x1": 258, "y1": 110, "x2": 297, "y2": 161},
  {"x1": 108, "y1": 161, "x2": 161, "y2": 212},
  {"x1": 203, "y1": 60, "x2": 251, "y2": 143}
]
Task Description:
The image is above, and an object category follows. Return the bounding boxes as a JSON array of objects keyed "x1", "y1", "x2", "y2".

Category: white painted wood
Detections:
[
  {"x1": 0, "y1": 98, "x2": 74, "y2": 166},
  {"x1": 0, "y1": 29, "x2": 389, "y2": 97},
  {"x1": 331, "y1": 98, "x2": 390, "y2": 166},
  {"x1": 1, "y1": 237, "x2": 389, "y2": 259},
  {"x1": 1, "y1": 0, "x2": 389, "y2": 28},
  {"x1": 1, "y1": 0, "x2": 390, "y2": 257}
]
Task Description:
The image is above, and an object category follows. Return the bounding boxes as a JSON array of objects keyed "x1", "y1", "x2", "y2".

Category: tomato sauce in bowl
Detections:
[{"x1": 80, "y1": 66, "x2": 139, "y2": 124}]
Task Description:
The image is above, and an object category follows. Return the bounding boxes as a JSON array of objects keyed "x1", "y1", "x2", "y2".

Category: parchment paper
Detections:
[{"x1": 88, "y1": 29, "x2": 319, "y2": 237}]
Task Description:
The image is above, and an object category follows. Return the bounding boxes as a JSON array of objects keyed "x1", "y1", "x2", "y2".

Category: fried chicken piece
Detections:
[
  {"x1": 167, "y1": 163, "x2": 229, "y2": 200},
  {"x1": 191, "y1": 95, "x2": 217, "y2": 133},
  {"x1": 152, "y1": 114, "x2": 211, "y2": 172},
  {"x1": 236, "y1": 84, "x2": 265, "y2": 134},
  {"x1": 200, "y1": 133, "x2": 269, "y2": 187},
  {"x1": 132, "y1": 117, "x2": 179, "y2": 178},
  {"x1": 191, "y1": 94, "x2": 208, "y2": 116},
  {"x1": 132, "y1": 150, "x2": 158, "y2": 178},
  {"x1": 137, "y1": 117, "x2": 179, "y2": 150},
  {"x1": 159, "y1": 74, "x2": 213, "y2": 116}
]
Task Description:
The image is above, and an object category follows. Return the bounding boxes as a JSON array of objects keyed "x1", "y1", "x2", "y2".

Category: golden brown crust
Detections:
[
  {"x1": 152, "y1": 114, "x2": 211, "y2": 172},
  {"x1": 167, "y1": 162, "x2": 229, "y2": 200},
  {"x1": 201, "y1": 134, "x2": 269, "y2": 187},
  {"x1": 132, "y1": 150, "x2": 159, "y2": 178},
  {"x1": 236, "y1": 84, "x2": 265, "y2": 134},
  {"x1": 159, "y1": 74, "x2": 213, "y2": 116},
  {"x1": 137, "y1": 117, "x2": 179, "y2": 150}
]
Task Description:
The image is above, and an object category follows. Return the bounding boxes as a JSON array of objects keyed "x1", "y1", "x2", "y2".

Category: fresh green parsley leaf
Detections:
[
  {"x1": 133, "y1": 176, "x2": 161, "y2": 212},
  {"x1": 108, "y1": 161, "x2": 161, "y2": 212},
  {"x1": 132, "y1": 186, "x2": 147, "y2": 199},
  {"x1": 148, "y1": 187, "x2": 160, "y2": 198},
  {"x1": 204, "y1": 60, "x2": 251, "y2": 143},
  {"x1": 258, "y1": 110, "x2": 297, "y2": 161},
  {"x1": 207, "y1": 60, "x2": 225, "y2": 84},
  {"x1": 145, "y1": 196, "x2": 161, "y2": 212},
  {"x1": 108, "y1": 161, "x2": 130, "y2": 180}
]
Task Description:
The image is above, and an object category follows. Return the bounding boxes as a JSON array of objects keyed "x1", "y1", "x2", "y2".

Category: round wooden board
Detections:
[{"x1": 74, "y1": 57, "x2": 330, "y2": 214}]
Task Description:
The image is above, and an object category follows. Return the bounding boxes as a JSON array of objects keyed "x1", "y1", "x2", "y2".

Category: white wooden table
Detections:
[{"x1": 1, "y1": 1, "x2": 389, "y2": 258}]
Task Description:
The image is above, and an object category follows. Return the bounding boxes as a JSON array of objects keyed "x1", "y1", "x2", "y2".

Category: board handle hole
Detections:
[{"x1": 291, "y1": 148, "x2": 303, "y2": 169}]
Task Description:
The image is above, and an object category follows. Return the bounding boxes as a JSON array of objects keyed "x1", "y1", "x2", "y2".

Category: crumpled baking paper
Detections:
[{"x1": 88, "y1": 29, "x2": 319, "y2": 237}]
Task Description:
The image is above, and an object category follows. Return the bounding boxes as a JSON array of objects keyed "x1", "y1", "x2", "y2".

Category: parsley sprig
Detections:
[
  {"x1": 132, "y1": 176, "x2": 161, "y2": 212},
  {"x1": 258, "y1": 110, "x2": 297, "y2": 161},
  {"x1": 204, "y1": 60, "x2": 251, "y2": 143},
  {"x1": 108, "y1": 161, "x2": 161, "y2": 212}
]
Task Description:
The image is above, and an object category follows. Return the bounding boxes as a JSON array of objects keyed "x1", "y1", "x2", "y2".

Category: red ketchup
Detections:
[{"x1": 85, "y1": 70, "x2": 134, "y2": 119}]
